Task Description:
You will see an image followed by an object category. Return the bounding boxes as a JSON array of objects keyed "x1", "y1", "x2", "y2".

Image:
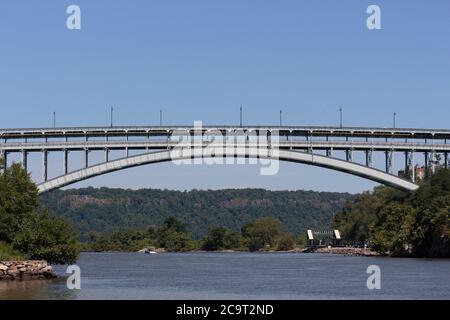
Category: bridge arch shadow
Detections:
[{"x1": 37, "y1": 148, "x2": 419, "y2": 194}]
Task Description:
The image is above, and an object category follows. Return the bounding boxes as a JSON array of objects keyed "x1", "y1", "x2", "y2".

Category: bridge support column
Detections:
[
  {"x1": 445, "y1": 152, "x2": 448, "y2": 169},
  {"x1": 105, "y1": 148, "x2": 109, "y2": 162},
  {"x1": 430, "y1": 150, "x2": 436, "y2": 175},
  {"x1": 385, "y1": 150, "x2": 393, "y2": 174},
  {"x1": 167, "y1": 130, "x2": 170, "y2": 150},
  {"x1": 346, "y1": 149, "x2": 353, "y2": 162},
  {"x1": 63, "y1": 150, "x2": 68, "y2": 174},
  {"x1": 1, "y1": 150, "x2": 6, "y2": 169},
  {"x1": 42, "y1": 150, "x2": 48, "y2": 182},
  {"x1": 365, "y1": 150, "x2": 373, "y2": 167},
  {"x1": 326, "y1": 148, "x2": 332, "y2": 157},
  {"x1": 406, "y1": 151, "x2": 414, "y2": 182},
  {"x1": 84, "y1": 149, "x2": 89, "y2": 168},
  {"x1": 22, "y1": 150, "x2": 28, "y2": 171},
  {"x1": 424, "y1": 152, "x2": 429, "y2": 178}
]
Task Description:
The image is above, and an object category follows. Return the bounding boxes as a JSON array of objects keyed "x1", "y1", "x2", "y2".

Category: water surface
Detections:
[{"x1": 1, "y1": 252, "x2": 449, "y2": 299}]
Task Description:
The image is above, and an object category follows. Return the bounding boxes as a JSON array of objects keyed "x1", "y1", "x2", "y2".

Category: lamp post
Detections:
[{"x1": 240, "y1": 105, "x2": 243, "y2": 127}]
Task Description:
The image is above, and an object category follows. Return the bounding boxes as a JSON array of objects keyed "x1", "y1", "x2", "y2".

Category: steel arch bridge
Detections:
[{"x1": 1, "y1": 125, "x2": 449, "y2": 193}]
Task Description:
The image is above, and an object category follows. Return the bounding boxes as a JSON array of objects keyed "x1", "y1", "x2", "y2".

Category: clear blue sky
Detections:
[{"x1": 1, "y1": 1, "x2": 449, "y2": 193}]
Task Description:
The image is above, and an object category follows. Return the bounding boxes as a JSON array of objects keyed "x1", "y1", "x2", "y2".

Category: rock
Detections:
[
  {"x1": 0, "y1": 260, "x2": 56, "y2": 281},
  {"x1": 40, "y1": 266, "x2": 53, "y2": 273}
]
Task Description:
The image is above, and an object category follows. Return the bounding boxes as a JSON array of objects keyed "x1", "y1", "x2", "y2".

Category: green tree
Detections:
[
  {"x1": 370, "y1": 203, "x2": 415, "y2": 256},
  {"x1": 0, "y1": 162, "x2": 39, "y2": 243},
  {"x1": 156, "y1": 217, "x2": 191, "y2": 251},
  {"x1": 0, "y1": 159, "x2": 80, "y2": 264},
  {"x1": 201, "y1": 226, "x2": 241, "y2": 251},
  {"x1": 333, "y1": 187, "x2": 407, "y2": 245},
  {"x1": 334, "y1": 169, "x2": 450, "y2": 257},
  {"x1": 276, "y1": 234, "x2": 296, "y2": 251},
  {"x1": 241, "y1": 217, "x2": 282, "y2": 251},
  {"x1": 13, "y1": 210, "x2": 79, "y2": 264}
]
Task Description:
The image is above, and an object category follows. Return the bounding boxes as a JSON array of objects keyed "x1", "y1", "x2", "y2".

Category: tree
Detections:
[
  {"x1": 156, "y1": 217, "x2": 191, "y2": 251},
  {"x1": 13, "y1": 210, "x2": 79, "y2": 264},
  {"x1": 334, "y1": 169, "x2": 450, "y2": 257},
  {"x1": 202, "y1": 226, "x2": 227, "y2": 251},
  {"x1": 370, "y1": 203, "x2": 415, "y2": 256},
  {"x1": 0, "y1": 158, "x2": 80, "y2": 264},
  {"x1": 0, "y1": 162, "x2": 39, "y2": 243},
  {"x1": 201, "y1": 226, "x2": 241, "y2": 251},
  {"x1": 333, "y1": 186, "x2": 408, "y2": 245},
  {"x1": 276, "y1": 234, "x2": 296, "y2": 251},
  {"x1": 241, "y1": 217, "x2": 282, "y2": 251}
]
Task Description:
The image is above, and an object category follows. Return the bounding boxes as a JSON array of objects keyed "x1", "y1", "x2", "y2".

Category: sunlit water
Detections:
[{"x1": 1, "y1": 252, "x2": 449, "y2": 300}]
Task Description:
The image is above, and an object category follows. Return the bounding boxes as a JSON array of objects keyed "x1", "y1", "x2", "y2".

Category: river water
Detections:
[{"x1": 0, "y1": 252, "x2": 449, "y2": 300}]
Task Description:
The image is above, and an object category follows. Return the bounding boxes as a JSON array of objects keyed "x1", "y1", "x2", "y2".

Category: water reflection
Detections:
[{"x1": 0, "y1": 277, "x2": 76, "y2": 300}]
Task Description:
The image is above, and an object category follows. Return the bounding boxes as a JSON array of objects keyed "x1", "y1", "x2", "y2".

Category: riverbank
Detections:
[
  {"x1": 0, "y1": 261, "x2": 56, "y2": 281},
  {"x1": 135, "y1": 246, "x2": 379, "y2": 256},
  {"x1": 307, "y1": 246, "x2": 380, "y2": 256}
]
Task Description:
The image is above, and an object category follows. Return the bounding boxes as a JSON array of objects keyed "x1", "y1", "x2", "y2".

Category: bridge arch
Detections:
[{"x1": 37, "y1": 148, "x2": 419, "y2": 194}]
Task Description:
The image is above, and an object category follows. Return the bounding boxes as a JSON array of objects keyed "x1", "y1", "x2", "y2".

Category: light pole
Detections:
[
  {"x1": 110, "y1": 106, "x2": 113, "y2": 127},
  {"x1": 393, "y1": 112, "x2": 397, "y2": 128},
  {"x1": 339, "y1": 108, "x2": 343, "y2": 128},
  {"x1": 279, "y1": 110, "x2": 282, "y2": 126},
  {"x1": 160, "y1": 109, "x2": 163, "y2": 126},
  {"x1": 240, "y1": 105, "x2": 243, "y2": 127},
  {"x1": 53, "y1": 112, "x2": 56, "y2": 128}
]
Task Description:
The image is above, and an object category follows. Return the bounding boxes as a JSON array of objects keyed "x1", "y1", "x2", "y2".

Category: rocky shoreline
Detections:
[
  {"x1": 307, "y1": 246, "x2": 380, "y2": 256},
  {"x1": 0, "y1": 261, "x2": 56, "y2": 281},
  {"x1": 135, "y1": 246, "x2": 379, "y2": 256}
]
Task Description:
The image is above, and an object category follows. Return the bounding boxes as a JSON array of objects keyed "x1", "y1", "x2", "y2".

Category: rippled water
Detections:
[{"x1": 0, "y1": 252, "x2": 449, "y2": 300}]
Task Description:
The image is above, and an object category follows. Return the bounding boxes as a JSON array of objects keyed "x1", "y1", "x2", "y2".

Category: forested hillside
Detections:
[{"x1": 40, "y1": 188, "x2": 353, "y2": 241}]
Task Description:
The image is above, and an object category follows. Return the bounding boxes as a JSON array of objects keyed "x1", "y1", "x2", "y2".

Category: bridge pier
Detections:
[
  {"x1": 346, "y1": 149, "x2": 353, "y2": 162},
  {"x1": 1, "y1": 150, "x2": 6, "y2": 169},
  {"x1": 365, "y1": 150, "x2": 373, "y2": 167},
  {"x1": 63, "y1": 150, "x2": 69, "y2": 175},
  {"x1": 406, "y1": 151, "x2": 415, "y2": 182},
  {"x1": 385, "y1": 150, "x2": 393, "y2": 174},
  {"x1": 42, "y1": 150, "x2": 48, "y2": 182},
  {"x1": 445, "y1": 152, "x2": 448, "y2": 169},
  {"x1": 105, "y1": 148, "x2": 109, "y2": 162},
  {"x1": 84, "y1": 149, "x2": 89, "y2": 168},
  {"x1": 22, "y1": 150, "x2": 28, "y2": 171},
  {"x1": 430, "y1": 150, "x2": 436, "y2": 175}
]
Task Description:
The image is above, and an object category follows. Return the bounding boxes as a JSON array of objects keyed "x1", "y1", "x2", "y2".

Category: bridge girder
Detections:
[{"x1": 36, "y1": 148, "x2": 419, "y2": 194}]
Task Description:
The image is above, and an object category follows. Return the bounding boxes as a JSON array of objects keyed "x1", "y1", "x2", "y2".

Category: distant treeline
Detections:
[
  {"x1": 40, "y1": 188, "x2": 353, "y2": 241},
  {"x1": 84, "y1": 216, "x2": 306, "y2": 252},
  {"x1": 334, "y1": 169, "x2": 450, "y2": 258}
]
